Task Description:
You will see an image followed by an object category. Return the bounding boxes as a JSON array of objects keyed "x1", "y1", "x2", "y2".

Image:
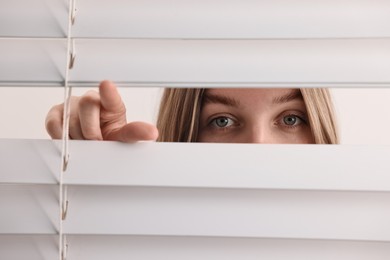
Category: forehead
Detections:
[{"x1": 204, "y1": 88, "x2": 301, "y2": 103}]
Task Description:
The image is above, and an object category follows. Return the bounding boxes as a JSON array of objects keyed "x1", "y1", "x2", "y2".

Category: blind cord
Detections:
[{"x1": 60, "y1": 0, "x2": 76, "y2": 259}]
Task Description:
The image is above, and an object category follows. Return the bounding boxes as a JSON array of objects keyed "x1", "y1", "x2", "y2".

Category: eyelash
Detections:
[
  {"x1": 277, "y1": 113, "x2": 308, "y2": 129},
  {"x1": 207, "y1": 112, "x2": 308, "y2": 131},
  {"x1": 208, "y1": 115, "x2": 237, "y2": 130}
]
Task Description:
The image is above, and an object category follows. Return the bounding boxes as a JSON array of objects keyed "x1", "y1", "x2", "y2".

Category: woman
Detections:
[{"x1": 46, "y1": 81, "x2": 339, "y2": 144}]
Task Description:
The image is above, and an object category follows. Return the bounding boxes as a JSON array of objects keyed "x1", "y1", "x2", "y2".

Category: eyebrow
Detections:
[
  {"x1": 203, "y1": 93, "x2": 240, "y2": 107},
  {"x1": 272, "y1": 89, "x2": 303, "y2": 104},
  {"x1": 203, "y1": 89, "x2": 303, "y2": 107}
]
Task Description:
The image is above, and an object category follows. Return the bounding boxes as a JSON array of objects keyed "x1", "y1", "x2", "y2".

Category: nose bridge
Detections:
[{"x1": 246, "y1": 123, "x2": 274, "y2": 144}]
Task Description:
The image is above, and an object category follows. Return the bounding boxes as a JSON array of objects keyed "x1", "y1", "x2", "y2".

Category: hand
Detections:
[{"x1": 45, "y1": 80, "x2": 159, "y2": 142}]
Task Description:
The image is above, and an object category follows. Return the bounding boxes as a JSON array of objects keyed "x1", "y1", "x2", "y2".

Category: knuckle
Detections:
[
  {"x1": 45, "y1": 117, "x2": 61, "y2": 138},
  {"x1": 45, "y1": 105, "x2": 63, "y2": 135},
  {"x1": 47, "y1": 104, "x2": 63, "y2": 115},
  {"x1": 69, "y1": 116, "x2": 80, "y2": 128},
  {"x1": 45, "y1": 117, "x2": 58, "y2": 133},
  {"x1": 79, "y1": 91, "x2": 100, "y2": 108}
]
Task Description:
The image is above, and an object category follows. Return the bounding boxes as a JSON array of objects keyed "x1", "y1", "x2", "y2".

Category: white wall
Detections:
[
  {"x1": 0, "y1": 87, "x2": 162, "y2": 139},
  {"x1": 331, "y1": 89, "x2": 390, "y2": 144},
  {"x1": 0, "y1": 87, "x2": 389, "y2": 144}
]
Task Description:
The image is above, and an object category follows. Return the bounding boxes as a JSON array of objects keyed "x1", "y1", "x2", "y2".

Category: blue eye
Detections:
[
  {"x1": 211, "y1": 117, "x2": 234, "y2": 128},
  {"x1": 283, "y1": 115, "x2": 303, "y2": 126}
]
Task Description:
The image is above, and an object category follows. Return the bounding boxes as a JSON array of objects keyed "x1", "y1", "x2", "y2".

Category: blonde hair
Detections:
[
  {"x1": 157, "y1": 88, "x2": 339, "y2": 144},
  {"x1": 301, "y1": 89, "x2": 339, "y2": 144}
]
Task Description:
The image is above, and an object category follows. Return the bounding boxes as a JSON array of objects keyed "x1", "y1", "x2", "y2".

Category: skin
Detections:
[
  {"x1": 46, "y1": 81, "x2": 313, "y2": 143},
  {"x1": 45, "y1": 80, "x2": 159, "y2": 142},
  {"x1": 197, "y1": 89, "x2": 314, "y2": 143}
]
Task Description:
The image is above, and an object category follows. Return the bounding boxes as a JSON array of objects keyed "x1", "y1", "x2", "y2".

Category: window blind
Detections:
[
  {"x1": 1, "y1": 0, "x2": 390, "y2": 259},
  {"x1": 1, "y1": 140, "x2": 390, "y2": 259},
  {"x1": 1, "y1": 0, "x2": 390, "y2": 87}
]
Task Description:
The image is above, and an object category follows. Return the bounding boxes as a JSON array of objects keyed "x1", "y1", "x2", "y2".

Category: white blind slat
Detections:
[
  {"x1": 0, "y1": 235, "x2": 57, "y2": 260},
  {"x1": 66, "y1": 236, "x2": 390, "y2": 260},
  {"x1": 0, "y1": 139, "x2": 60, "y2": 184},
  {"x1": 0, "y1": 0, "x2": 67, "y2": 38},
  {"x1": 2, "y1": 0, "x2": 390, "y2": 38},
  {"x1": 2, "y1": 139, "x2": 390, "y2": 191},
  {"x1": 0, "y1": 39, "x2": 66, "y2": 86},
  {"x1": 72, "y1": 0, "x2": 390, "y2": 39},
  {"x1": 71, "y1": 39, "x2": 390, "y2": 86},
  {"x1": 1, "y1": 235, "x2": 389, "y2": 260},
  {"x1": 63, "y1": 186, "x2": 390, "y2": 241},
  {"x1": 1, "y1": 39, "x2": 389, "y2": 87},
  {"x1": 0, "y1": 185, "x2": 58, "y2": 234},
  {"x1": 65, "y1": 141, "x2": 390, "y2": 191}
]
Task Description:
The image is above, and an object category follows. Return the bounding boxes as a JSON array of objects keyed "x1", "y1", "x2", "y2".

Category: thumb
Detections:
[
  {"x1": 99, "y1": 80, "x2": 125, "y2": 113},
  {"x1": 106, "y1": 121, "x2": 159, "y2": 143}
]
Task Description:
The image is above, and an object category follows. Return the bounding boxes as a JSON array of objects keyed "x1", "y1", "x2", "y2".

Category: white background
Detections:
[{"x1": 0, "y1": 87, "x2": 389, "y2": 144}]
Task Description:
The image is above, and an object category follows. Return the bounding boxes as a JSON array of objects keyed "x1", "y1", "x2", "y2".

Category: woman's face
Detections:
[{"x1": 197, "y1": 88, "x2": 314, "y2": 144}]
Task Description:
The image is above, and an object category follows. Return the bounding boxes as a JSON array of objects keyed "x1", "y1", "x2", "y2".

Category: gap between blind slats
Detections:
[
  {"x1": 1, "y1": 0, "x2": 390, "y2": 39},
  {"x1": 0, "y1": 39, "x2": 389, "y2": 87}
]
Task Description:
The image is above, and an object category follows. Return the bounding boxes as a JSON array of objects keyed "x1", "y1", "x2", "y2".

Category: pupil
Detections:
[
  {"x1": 284, "y1": 116, "x2": 296, "y2": 125},
  {"x1": 216, "y1": 118, "x2": 228, "y2": 127}
]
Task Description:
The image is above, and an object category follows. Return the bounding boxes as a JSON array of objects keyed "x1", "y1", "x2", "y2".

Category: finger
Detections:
[
  {"x1": 46, "y1": 99, "x2": 84, "y2": 140},
  {"x1": 78, "y1": 90, "x2": 103, "y2": 140},
  {"x1": 66, "y1": 97, "x2": 84, "y2": 140},
  {"x1": 106, "y1": 121, "x2": 159, "y2": 143},
  {"x1": 68, "y1": 114, "x2": 84, "y2": 140},
  {"x1": 45, "y1": 104, "x2": 63, "y2": 139},
  {"x1": 99, "y1": 80, "x2": 126, "y2": 113}
]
